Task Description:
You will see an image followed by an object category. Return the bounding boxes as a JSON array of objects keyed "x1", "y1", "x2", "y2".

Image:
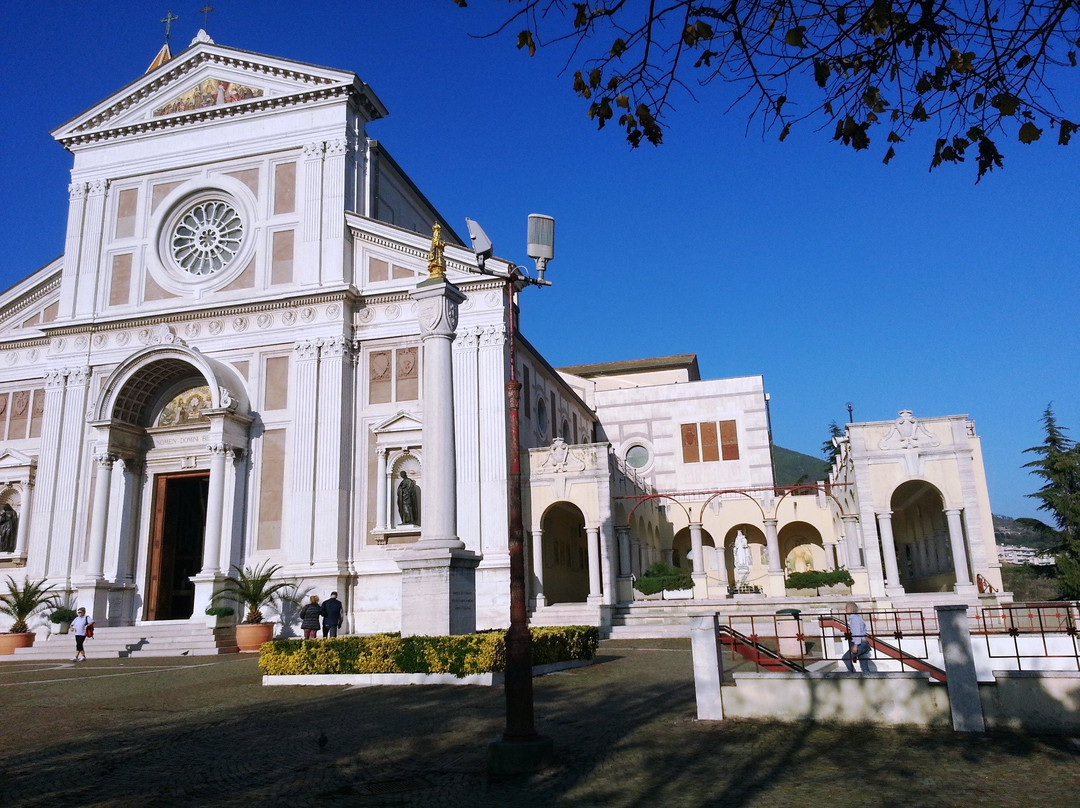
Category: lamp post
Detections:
[{"x1": 468, "y1": 216, "x2": 555, "y2": 774}]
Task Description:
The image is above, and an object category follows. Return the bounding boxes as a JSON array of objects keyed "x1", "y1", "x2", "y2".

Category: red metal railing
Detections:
[{"x1": 973, "y1": 601, "x2": 1080, "y2": 671}]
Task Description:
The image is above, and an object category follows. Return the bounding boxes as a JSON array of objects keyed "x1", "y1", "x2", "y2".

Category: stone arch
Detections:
[
  {"x1": 94, "y1": 344, "x2": 249, "y2": 427},
  {"x1": 723, "y1": 523, "x2": 768, "y2": 587},
  {"x1": 541, "y1": 501, "x2": 588, "y2": 604},
  {"x1": 889, "y1": 479, "x2": 954, "y2": 592},
  {"x1": 778, "y1": 520, "x2": 826, "y2": 572}
]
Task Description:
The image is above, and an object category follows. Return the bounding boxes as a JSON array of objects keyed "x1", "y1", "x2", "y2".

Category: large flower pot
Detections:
[
  {"x1": 0, "y1": 632, "x2": 35, "y2": 655},
  {"x1": 235, "y1": 622, "x2": 274, "y2": 652}
]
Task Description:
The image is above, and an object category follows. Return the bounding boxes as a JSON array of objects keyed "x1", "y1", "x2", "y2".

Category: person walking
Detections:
[
  {"x1": 321, "y1": 591, "x2": 343, "y2": 638},
  {"x1": 842, "y1": 602, "x2": 872, "y2": 673},
  {"x1": 299, "y1": 595, "x2": 322, "y2": 640},
  {"x1": 71, "y1": 607, "x2": 93, "y2": 662}
]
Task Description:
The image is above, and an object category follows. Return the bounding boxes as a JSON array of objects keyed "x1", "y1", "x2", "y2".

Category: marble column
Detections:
[
  {"x1": 616, "y1": 526, "x2": 631, "y2": 577},
  {"x1": 529, "y1": 529, "x2": 546, "y2": 608},
  {"x1": 200, "y1": 444, "x2": 229, "y2": 576},
  {"x1": 841, "y1": 515, "x2": 863, "y2": 569},
  {"x1": 877, "y1": 511, "x2": 905, "y2": 595},
  {"x1": 586, "y1": 526, "x2": 602, "y2": 603},
  {"x1": 13, "y1": 482, "x2": 32, "y2": 558},
  {"x1": 86, "y1": 452, "x2": 116, "y2": 579},
  {"x1": 374, "y1": 447, "x2": 388, "y2": 533},
  {"x1": 945, "y1": 508, "x2": 975, "y2": 592},
  {"x1": 688, "y1": 522, "x2": 705, "y2": 576},
  {"x1": 763, "y1": 518, "x2": 785, "y2": 596}
]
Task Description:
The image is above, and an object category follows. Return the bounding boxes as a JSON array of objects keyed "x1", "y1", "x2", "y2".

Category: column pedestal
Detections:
[{"x1": 399, "y1": 548, "x2": 480, "y2": 636}]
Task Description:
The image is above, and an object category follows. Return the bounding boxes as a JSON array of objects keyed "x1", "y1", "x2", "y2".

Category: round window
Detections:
[
  {"x1": 625, "y1": 444, "x2": 650, "y2": 468},
  {"x1": 536, "y1": 398, "x2": 548, "y2": 435},
  {"x1": 169, "y1": 199, "x2": 244, "y2": 276}
]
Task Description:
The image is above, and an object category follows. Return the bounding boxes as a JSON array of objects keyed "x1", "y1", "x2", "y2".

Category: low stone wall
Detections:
[
  {"x1": 982, "y1": 671, "x2": 1080, "y2": 734},
  {"x1": 722, "y1": 671, "x2": 951, "y2": 727}
]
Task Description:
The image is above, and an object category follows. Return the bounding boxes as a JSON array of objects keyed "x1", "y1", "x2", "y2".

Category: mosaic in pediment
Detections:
[
  {"x1": 153, "y1": 78, "x2": 263, "y2": 117},
  {"x1": 156, "y1": 385, "x2": 212, "y2": 427}
]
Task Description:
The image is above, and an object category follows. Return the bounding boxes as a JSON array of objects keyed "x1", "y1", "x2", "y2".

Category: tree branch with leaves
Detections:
[{"x1": 457, "y1": 0, "x2": 1078, "y2": 179}]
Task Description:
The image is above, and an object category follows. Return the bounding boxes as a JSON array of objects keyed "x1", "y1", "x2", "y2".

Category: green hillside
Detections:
[{"x1": 772, "y1": 446, "x2": 830, "y2": 487}]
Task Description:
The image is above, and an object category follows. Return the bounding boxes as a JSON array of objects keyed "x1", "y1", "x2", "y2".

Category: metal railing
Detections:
[
  {"x1": 973, "y1": 601, "x2": 1080, "y2": 671},
  {"x1": 720, "y1": 603, "x2": 1080, "y2": 676}
]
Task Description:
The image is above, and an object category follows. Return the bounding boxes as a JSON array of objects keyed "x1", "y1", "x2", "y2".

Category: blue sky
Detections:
[{"x1": 2, "y1": 1, "x2": 1077, "y2": 521}]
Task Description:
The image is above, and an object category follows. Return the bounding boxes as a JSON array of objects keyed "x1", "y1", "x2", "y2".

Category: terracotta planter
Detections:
[
  {"x1": 235, "y1": 622, "x2": 274, "y2": 652},
  {"x1": 0, "y1": 632, "x2": 35, "y2": 655}
]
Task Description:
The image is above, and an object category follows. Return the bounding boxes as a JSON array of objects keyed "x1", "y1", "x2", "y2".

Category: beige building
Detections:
[{"x1": 0, "y1": 34, "x2": 1006, "y2": 646}]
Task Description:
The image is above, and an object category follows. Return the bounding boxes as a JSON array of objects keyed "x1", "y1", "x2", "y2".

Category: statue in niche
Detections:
[
  {"x1": 733, "y1": 530, "x2": 751, "y2": 581},
  {"x1": 0, "y1": 504, "x2": 17, "y2": 553},
  {"x1": 396, "y1": 471, "x2": 419, "y2": 526}
]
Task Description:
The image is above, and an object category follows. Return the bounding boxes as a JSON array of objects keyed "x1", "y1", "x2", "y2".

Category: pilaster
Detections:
[
  {"x1": 300, "y1": 141, "x2": 324, "y2": 284},
  {"x1": 320, "y1": 138, "x2": 347, "y2": 284},
  {"x1": 75, "y1": 178, "x2": 109, "y2": 317},
  {"x1": 286, "y1": 339, "x2": 321, "y2": 570},
  {"x1": 59, "y1": 183, "x2": 88, "y2": 319},
  {"x1": 313, "y1": 335, "x2": 353, "y2": 569}
]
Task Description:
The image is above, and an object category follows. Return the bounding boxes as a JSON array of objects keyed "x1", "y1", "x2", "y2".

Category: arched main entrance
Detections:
[
  {"x1": 541, "y1": 502, "x2": 588, "y2": 604},
  {"x1": 889, "y1": 480, "x2": 955, "y2": 592},
  {"x1": 83, "y1": 344, "x2": 251, "y2": 624}
]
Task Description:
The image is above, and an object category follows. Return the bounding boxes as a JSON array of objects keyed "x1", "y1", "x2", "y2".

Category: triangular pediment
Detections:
[
  {"x1": 52, "y1": 40, "x2": 386, "y2": 146},
  {"x1": 371, "y1": 410, "x2": 422, "y2": 435},
  {"x1": 0, "y1": 448, "x2": 36, "y2": 470}
]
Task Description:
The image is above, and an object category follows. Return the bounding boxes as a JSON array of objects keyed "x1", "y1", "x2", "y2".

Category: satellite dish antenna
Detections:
[{"x1": 465, "y1": 218, "x2": 493, "y2": 270}]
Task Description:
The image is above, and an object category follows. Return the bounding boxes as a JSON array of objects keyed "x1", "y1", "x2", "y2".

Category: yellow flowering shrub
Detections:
[{"x1": 259, "y1": 626, "x2": 598, "y2": 677}]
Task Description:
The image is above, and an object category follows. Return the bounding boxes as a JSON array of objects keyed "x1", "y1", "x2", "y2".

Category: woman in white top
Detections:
[{"x1": 70, "y1": 607, "x2": 93, "y2": 662}]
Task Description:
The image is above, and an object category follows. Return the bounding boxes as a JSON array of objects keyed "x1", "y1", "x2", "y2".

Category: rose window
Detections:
[{"x1": 169, "y1": 200, "x2": 243, "y2": 276}]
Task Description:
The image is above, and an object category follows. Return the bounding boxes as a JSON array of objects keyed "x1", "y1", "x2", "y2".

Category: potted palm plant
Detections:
[
  {"x1": 0, "y1": 576, "x2": 59, "y2": 654},
  {"x1": 211, "y1": 562, "x2": 296, "y2": 651}
]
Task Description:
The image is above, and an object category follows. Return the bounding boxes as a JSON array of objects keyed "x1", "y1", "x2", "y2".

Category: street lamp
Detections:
[{"x1": 466, "y1": 217, "x2": 555, "y2": 774}]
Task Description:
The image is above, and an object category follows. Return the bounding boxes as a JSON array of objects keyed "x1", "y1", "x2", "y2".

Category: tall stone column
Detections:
[
  {"x1": 586, "y1": 526, "x2": 602, "y2": 603},
  {"x1": 841, "y1": 515, "x2": 863, "y2": 569},
  {"x1": 201, "y1": 444, "x2": 229, "y2": 576},
  {"x1": 688, "y1": 522, "x2": 705, "y2": 575},
  {"x1": 714, "y1": 538, "x2": 729, "y2": 592},
  {"x1": 529, "y1": 529, "x2": 546, "y2": 608},
  {"x1": 763, "y1": 518, "x2": 785, "y2": 596},
  {"x1": 86, "y1": 452, "x2": 116, "y2": 579},
  {"x1": 945, "y1": 508, "x2": 975, "y2": 593},
  {"x1": 398, "y1": 233, "x2": 478, "y2": 636},
  {"x1": 190, "y1": 443, "x2": 229, "y2": 619},
  {"x1": 877, "y1": 511, "x2": 905, "y2": 596}
]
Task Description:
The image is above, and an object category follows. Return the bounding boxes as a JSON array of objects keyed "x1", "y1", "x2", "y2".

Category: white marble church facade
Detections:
[{"x1": 0, "y1": 35, "x2": 1006, "y2": 639}]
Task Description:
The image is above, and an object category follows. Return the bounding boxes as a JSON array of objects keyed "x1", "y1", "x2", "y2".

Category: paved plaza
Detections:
[{"x1": 1, "y1": 639, "x2": 1077, "y2": 807}]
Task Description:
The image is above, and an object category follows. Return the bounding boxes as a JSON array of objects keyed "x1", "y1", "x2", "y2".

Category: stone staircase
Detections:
[{"x1": 10, "y1": 620, "x2": 239, "y2": 660}]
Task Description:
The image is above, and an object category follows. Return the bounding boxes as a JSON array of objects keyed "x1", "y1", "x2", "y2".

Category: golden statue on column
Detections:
[{"x1": 427, "y1": 223, "x2": 446, "y2": 279}]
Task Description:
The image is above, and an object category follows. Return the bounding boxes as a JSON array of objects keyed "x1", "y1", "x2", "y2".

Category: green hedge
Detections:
[
  {"x1": 633, "y1": 561, "x2": 693, "y2": 595},
  {"x1": 784, "y1": 569, "x2": 854, "y2": 591},
  {"x1": 259, "y1": 625, "x2": 599, "y2": 677}
]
